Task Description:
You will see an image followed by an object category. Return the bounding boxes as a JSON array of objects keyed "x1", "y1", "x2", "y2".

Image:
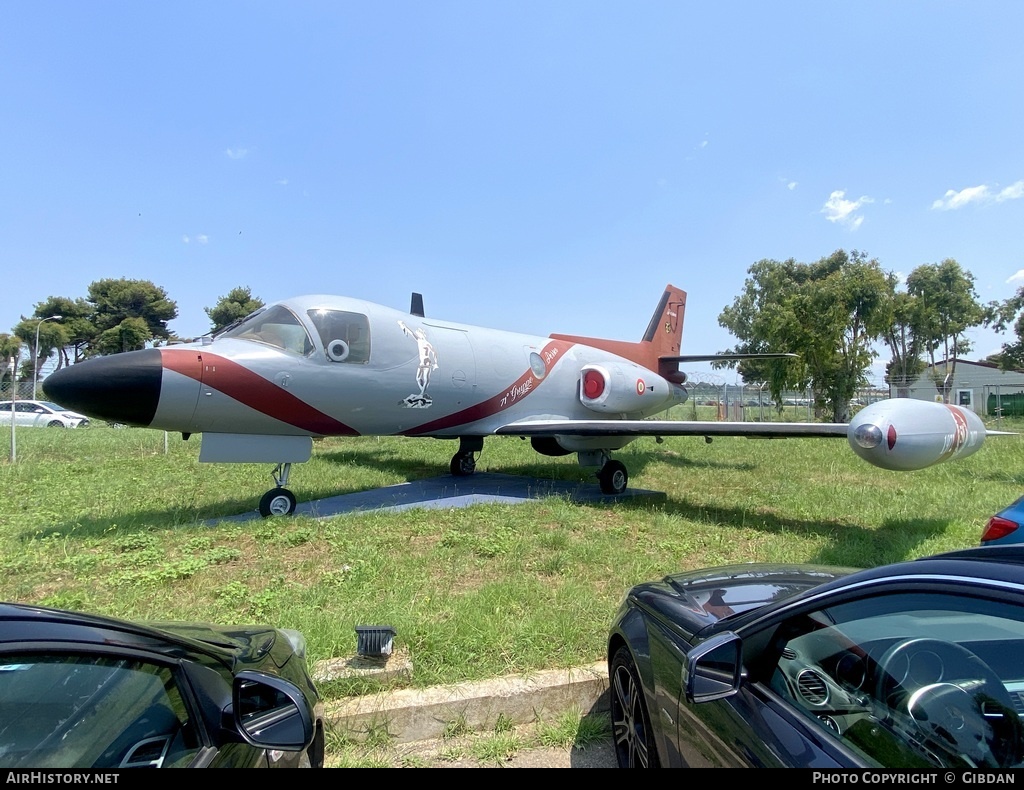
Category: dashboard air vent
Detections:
[{"x1": 797, "y1": 669, "x2": 829, "y2": 705}]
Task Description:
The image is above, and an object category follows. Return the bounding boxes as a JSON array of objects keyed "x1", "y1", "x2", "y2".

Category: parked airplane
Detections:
[{"x1": 44, "y1": 285, "x2": 1001, "y2": 516}]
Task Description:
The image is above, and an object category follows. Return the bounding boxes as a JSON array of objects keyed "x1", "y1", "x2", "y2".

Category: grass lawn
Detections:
[{"x1": 2, "y1": 412, "x2": 1021, "y2": 702}]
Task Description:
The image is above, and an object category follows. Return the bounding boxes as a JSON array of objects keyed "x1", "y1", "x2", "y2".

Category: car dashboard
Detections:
[{"x1": 771, "y1": 627, "x2": 1024, "y2": 769}]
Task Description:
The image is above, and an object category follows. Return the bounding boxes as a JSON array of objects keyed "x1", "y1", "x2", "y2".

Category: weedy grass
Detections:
[{"x1": 2, "y1": 414, "x2": 1023, "y2": 699}]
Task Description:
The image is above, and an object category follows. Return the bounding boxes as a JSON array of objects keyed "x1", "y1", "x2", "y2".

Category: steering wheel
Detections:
[{"x1": 874, "y1": 638, "x2": 1023, "y2": 768}]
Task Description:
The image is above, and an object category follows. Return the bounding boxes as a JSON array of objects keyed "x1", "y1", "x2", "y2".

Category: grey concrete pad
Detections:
[
  {"x1": 209, "y1": 473, "x2": 664, "y2": 524},
  {"x1": 322, "y1": 661, "x2": 610, "y2": 745}
]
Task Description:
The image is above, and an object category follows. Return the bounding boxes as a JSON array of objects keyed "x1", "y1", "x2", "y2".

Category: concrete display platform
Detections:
[{"x1": 210, "y1": 472, "x2": 665, "y2": 524}]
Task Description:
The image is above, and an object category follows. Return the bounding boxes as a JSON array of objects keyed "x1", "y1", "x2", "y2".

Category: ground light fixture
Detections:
[{"x1": 355, "y1": 625, "x2": 396, "y2": 657}]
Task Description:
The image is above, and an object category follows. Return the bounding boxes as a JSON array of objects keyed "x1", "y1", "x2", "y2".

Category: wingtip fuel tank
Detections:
[{"x1": 847, "y1": 399, "x2": 991, "y2": 471}]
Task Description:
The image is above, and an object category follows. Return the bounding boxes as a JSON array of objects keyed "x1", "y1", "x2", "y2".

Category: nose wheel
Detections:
[
  {"x1": 259, "y1": 463, "x2": 297, "y2": 517},
  {"x1": 259, "y1": 487, "x2": 297, "y2": 517}
]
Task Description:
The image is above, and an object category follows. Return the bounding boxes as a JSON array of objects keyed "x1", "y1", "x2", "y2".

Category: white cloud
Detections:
[
  {"x1": 276, "y1": 178, "x2": 289, "y2": 186},
  {"x1": 787, "y1": 181, "x2": 797, "y2": 191},
  {"x1": 931, "y1": 184, "x2": 990, "y2": 210},
  {"x1": 821, "y1": 190, "x2": 873, "y2": 229},
  {"x1": 182, "y1": 235, "x2": 190, "y2": 244},
  {"x1": 196, "y1": 234, "x2": 208, "y2": 245},
  {"x1": 931, "y1": 180, "x2": 1024, "y2": 210},
  {"x1": 226, "y1": 148, "x2": 249, "y2": 160},
  {"x1": 997, "y1": 180, "x2": 1024, "y2": 202},
  {"x1": 1006, "y1": 269, "x2": 1024, "y2": 284}
]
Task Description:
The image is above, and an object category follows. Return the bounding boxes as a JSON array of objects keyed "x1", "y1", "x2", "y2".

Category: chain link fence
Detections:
[{"x1": 672, "y1": 372, "x2": 888, "y2": 422}]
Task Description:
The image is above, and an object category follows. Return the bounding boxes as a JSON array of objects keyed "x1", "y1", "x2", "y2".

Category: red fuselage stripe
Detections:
[
  {"x1": 160, "y1": 349, "x2": 359, "y2": 436},
  {"x1": 160, "y1": 340, "x2": 576, "y2": 438}
]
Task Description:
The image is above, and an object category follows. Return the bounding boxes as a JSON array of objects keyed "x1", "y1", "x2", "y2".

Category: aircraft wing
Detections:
[
  {"x1": 494, "y1": 419, "x2": 849, "y2": 439},
  {"x1": 495, "y1": 399, "x2": 1006, "y2": 473}
]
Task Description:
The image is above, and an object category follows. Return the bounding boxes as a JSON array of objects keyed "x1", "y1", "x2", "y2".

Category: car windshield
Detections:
[{"x1": 37, "y1": 402, "x2": 63, "y2": 411}]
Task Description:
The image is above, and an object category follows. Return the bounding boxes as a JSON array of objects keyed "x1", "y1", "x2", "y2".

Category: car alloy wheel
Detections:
[{"x1": 610, "y1": 645, "x2": 659, "y2": 767}]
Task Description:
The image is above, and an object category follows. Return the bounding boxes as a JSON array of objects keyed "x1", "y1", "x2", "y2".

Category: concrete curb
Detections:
[{"x1": 324, "y1": 661, "x2": 611, "y2": 744}]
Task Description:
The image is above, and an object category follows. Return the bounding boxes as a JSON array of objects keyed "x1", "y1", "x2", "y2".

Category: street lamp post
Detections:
[{"x1": 33, "y1": 314, "x2": 62, "y2": 401}]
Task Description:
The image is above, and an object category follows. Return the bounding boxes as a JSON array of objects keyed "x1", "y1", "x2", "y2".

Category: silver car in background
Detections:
[{"x1": 1, "y1": 400, "x2": 90, "y2": 428}]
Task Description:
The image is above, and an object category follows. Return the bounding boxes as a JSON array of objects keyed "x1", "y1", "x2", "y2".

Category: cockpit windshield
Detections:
[{"x1": 220, "y1": 305, "x2": 315, "y2": 356}]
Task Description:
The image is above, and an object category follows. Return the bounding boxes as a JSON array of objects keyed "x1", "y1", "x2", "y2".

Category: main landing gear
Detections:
[
  {"x1": 450, "y1": 436, "x2": 483, "y2": 477},
  {"x1": 597, "y1": 458, "x2": 628, "y2": 495},
  {"x1": 259, "y1": 462, "x2": 297, "y2": 517}
]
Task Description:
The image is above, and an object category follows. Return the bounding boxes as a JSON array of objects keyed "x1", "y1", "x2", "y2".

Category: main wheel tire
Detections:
[
  {"x1": 598, "y1": 460, "x2": 628, "y2": 495},
  {"x1": 259, "y1": 487, "x2": 297, "y2": 517},
  {"x1": 610, "y1": 645, "x2": 659, "y2": 768},
  {"x1": 450, "y1": 451, "x2": 476, "y2": 476}
]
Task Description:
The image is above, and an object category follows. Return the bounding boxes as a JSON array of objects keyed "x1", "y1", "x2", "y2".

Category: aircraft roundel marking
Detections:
[{"x1": 636, "y1": 379, "x2": 645, "y2": 395}]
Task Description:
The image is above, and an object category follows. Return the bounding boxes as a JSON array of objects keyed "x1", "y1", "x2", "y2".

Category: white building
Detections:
[{"x1": 890, "y1": 359, "x2": 1024, "y2": 416}]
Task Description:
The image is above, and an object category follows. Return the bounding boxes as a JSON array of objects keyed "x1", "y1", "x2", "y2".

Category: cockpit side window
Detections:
[
  {"x1": 307, "y1": 310, "x2": 370, "y2": 364},
  {"x1": 221, "y1": 305, "x2": 314, "y2": 356}
]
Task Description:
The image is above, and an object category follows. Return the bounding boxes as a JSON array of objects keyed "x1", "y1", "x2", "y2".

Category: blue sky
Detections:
[{"x1": 3, "y1": 2, "x2": 1022, "y2": 385}]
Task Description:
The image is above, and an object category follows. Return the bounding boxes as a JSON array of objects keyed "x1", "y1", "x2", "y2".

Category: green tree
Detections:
[
  {"x1": 881, "y1": 285, "x2": 927, "y2": 394},
  {"x1": 905, "y1": 259, "x2": 985, "y2": 400},
  {"x1": 718, "y1": 250, "x2": 894, "y2": 421},
  {"x1": 0, "y1": 334, "x2": 20, "y2": 394},
  {"x1": 86, "y1": 278, "x2": 178, "y2": 354},
  {"x1": 92, "y1": 316, "x2": 153, "y2": 356},
  {"x1": 988, "y1": 289, "x2": 1024, "y2": 370},
  {"x1": 12, "y1": 314, "x2": 68, "y2": 385},
  {"x1": 206, "y1": 287, "x2": 264, "y2": 333}
]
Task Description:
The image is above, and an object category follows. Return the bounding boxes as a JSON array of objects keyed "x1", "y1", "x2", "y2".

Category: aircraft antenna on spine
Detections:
[{"x1": 410, "y1": 293, "x2": 424, "y2": 317}]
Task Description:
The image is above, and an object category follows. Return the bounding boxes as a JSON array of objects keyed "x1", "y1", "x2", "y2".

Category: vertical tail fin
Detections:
[
  {"x1": 549, "y1": 285, "x2": 687, "y2": 381},
  {"x1": 642, "y1": 284, "x2": 686, "y2": 359}
]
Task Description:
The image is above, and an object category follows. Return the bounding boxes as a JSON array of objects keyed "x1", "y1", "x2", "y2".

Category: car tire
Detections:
[
  {"x1": 610, "y1": 644, "x2": 660, "y2": 768},
  {"x1": 47, "y1": 420, "x2": 66, "y2": 428}
]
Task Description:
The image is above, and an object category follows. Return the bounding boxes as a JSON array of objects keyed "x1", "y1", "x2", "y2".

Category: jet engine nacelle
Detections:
[
  {"x1": 847, "y1": 399, "x2": 988, "y2": 471},
  {"x1": 579, "y1": 363, "x2": 681, "y2": 414}
]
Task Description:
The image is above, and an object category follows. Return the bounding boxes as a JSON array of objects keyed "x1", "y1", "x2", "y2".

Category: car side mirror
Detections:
[
  {"x1": 232, "y1": 670, "x2": 315, "y2": 751},
  {"x1": 683, "y1": 631, "x2": 743, "y2": 703}
]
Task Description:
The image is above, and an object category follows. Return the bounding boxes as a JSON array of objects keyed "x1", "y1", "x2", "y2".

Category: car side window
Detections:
[
  {"x1": 0, "y1": 653, "x2": 202, "y2": 769},
  {"x1": 767, "y1": 591, "x2": 1024, "y2": 770}
]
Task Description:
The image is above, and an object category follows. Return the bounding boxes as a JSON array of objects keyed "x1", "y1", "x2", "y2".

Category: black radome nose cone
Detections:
[{"x1": 43, "y1": 349, "x2": 163, "y2": 426}]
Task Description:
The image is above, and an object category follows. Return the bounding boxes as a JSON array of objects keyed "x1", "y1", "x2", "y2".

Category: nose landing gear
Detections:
[{"x1": 259, "y1": 463, "x2": 297, "y2": 517}]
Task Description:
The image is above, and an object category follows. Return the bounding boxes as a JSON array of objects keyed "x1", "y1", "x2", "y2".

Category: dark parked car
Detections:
[
  {"x1": 981, "y1": 494, "x2": 1024, "y2": 546},
  {"x1": 0, "y1": 603, "x2": 325, "y2": 768},
  {"x1": 608, "y1": 545, "x2": 1024, "y2": 769}
]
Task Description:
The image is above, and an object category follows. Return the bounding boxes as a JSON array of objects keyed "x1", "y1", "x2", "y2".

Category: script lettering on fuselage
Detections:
[{"x1": 500, "y1": 377, "x2": 534, "y2": 408}]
